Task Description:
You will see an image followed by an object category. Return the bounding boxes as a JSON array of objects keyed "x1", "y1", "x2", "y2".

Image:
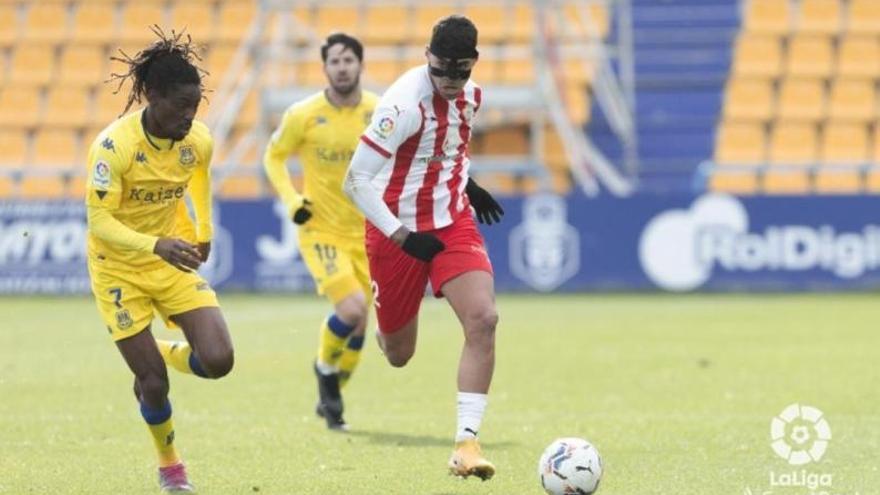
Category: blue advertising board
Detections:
[{"x1": 4, "y1": 194, "x2": 880, "y2": 294}]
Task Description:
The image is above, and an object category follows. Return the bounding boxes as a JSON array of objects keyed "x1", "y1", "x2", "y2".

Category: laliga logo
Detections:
[
  {"x1": 770, "y1": 404, "x2": 831, "y2": 465},
  {"x1": 639, "y1": 193, "x2": 880, "y2": 291}
]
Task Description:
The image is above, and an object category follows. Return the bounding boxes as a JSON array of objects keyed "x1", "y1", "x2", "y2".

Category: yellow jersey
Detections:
[
  {"x1": 264, "y1": 90, "x2": 378, "y2": 240},
  {"x1": 85, "y1": 109, "x2": 214, "y2": 271}
]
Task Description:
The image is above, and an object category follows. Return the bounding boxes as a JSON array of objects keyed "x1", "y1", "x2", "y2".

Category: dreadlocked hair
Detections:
[{"x1": 107, "y1": 25, "x2": 208, "y2": 115}]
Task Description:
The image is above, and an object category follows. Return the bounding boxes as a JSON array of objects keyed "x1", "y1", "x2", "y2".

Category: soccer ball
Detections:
[{"x1": 537, "y1": 437, "x2": 603, "y2": 495}]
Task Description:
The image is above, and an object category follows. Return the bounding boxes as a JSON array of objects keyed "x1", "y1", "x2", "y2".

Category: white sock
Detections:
[
  {"x1": 315, "y1": 360, "x2": 337, "y2": 375},
  {"x1": 455, "y1": 392, "x2": 488, "y2": 442}
]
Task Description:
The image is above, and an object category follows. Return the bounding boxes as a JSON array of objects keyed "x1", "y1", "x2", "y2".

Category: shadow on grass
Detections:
[{"x1": 347, "y1": 429, "x2": 517, "y2": 450}]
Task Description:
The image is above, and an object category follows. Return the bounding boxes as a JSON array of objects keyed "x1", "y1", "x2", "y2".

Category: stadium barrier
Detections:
[{"x1": 4, "y1": 194, "x2": 880, "y2": 294}]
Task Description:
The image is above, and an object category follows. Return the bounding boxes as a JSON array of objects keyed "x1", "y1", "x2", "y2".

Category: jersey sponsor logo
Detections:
[
  {"x1": 316, "y1": 147, "x2": 355, "y2": 163},
  {"x1": 178, "y1": 145, "x2": 196, "y2": 167},
  {"x1": 128, "y1": 185, "x2": 187, "y2": 204},
  {"x1": 101, "y1": 137, "x2": 115, "y2": 152},
  {"x1": 115, "y1": 308, "x2": 133, "y2": 330},
  {"x1": 92, "y1": 160, "x2": 111, "y2": 189}
]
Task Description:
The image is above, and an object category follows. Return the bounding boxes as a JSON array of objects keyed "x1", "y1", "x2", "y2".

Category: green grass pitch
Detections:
[{"x1": 1, "y1": 294, "x2": 877, "y2": 494}]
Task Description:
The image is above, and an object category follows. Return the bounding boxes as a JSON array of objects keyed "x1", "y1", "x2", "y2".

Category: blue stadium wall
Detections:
[{"x1": 5, "y1": 194, "x2": 880, "y2": 294}]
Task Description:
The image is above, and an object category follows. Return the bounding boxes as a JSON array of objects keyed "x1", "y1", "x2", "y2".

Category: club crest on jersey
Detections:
[
  {"x1": 373, "y1": 116, "x2": 395, "y2": 140},
  {"x1": 115, "y1": 309, "x2": 133, "y2": 330},
  {"x1": 92, "y1": 160, "x2": 110, "y2": 189},
  {"x1": 178, "y1": 145, "x2": 196, "y2": 167}
]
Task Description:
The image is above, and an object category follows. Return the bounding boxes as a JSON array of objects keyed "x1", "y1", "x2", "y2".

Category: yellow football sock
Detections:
[
  {"x1": 317, "y1": 315, "x2": 355, "y2": 368},
  {"x1": 338, "y1": 335, "x2": 365, "y2": 388},
  {"x1": 140, "y1": 401, "x2": 181, "y2": 468},
  {"x1": 156, "y1": 340, "x2": 208, "y2": 377}
]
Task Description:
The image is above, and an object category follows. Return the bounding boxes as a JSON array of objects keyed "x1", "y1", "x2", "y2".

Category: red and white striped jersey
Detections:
[{"x1": 359, "y1": 65, "x2": 482, "y2": 233}]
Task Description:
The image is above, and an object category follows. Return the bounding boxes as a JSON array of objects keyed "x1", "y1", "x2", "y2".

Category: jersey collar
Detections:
[{"x1": 140, "y1": 108, "x2": 176, "y2": 151}]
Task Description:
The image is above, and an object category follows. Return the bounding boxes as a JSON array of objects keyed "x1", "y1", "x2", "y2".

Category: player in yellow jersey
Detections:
[
  {"x1": 85, "y1": 28, "x2": 233, "y2": 492},
  {"x1": 264, "y1": 33, "x2": 378, "y2": 431}
]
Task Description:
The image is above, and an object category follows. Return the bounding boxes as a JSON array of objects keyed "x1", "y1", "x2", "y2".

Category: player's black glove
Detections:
[
  {"x1": 401, "y1": 232, "x2": 445, "y2": 262},
  {"x1": 292, "y1": 198, "x2": 313, "y2": 225},
  {"x1": 465, "y1": 178, "x2": 504, "y2": 225}
]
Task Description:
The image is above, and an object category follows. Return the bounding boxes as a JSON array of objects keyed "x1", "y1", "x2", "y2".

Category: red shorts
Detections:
[{"x1": 366, "y1": 214, "x2": 493, "y2": 334}]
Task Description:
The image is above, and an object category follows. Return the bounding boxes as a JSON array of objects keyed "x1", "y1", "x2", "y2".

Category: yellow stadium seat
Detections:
[
  {"x1": 119, "y1": 3, "x2": 167, "y2": 44},
  {"x1": 715, "y1": 121, "x2": 766, "y2": 164},
  {"x1": 472, "y1": 172, "x2": 517, "y2": 196},
  {"x1": 482, "y1": 127, "x2": 530, "y2": 155},
  {"x1": 814, "y1": 168, "x2": 861, "y2": 193},
  {"x1": 23, "y1": 3, "x2": 70, "y2": 44},
  {"x1": 798, "y1": 0, "x2": 841, "y2": 35},
  {"x1": 204, "y1": 44, "x2": 237, "y2": 83},
  {"x1": 543, "y1": 127, "x2": 567, "y2": 170},
  {"x1": 218, "y1": 174, "x2": 262, "y2": 199},
  {"x1": 709, "y1": 170, "x2": 760, "y2": 195},
  {"x1": 865, "y1": 170, "x2": 880, "y2": 193},
  {"x1": 848, "y1": 0, "x2": 880, "y2": 35},
  {"x1": 731, "y1": 34, "x2": 783, "y2": 78},
  {"x1": 56, "y1": 46, "x2": 106, "y2": 87},
  {"x1": 563, "y1": 2, "x2": 609, "y2": 40},
  {"x1": 297, "y1": 60, "x2": 325, "y2": 87},
  {"x1": 0, "y1": 6, "x2": 20, "y2": 48},
  {"x1": 828, "y1": 79, "x2": 876, "y2": 122},
  {"x1": 71, "y1": 2, "x2": 117, "y2": 44},
  {"x1": 235, "y1": 90, "x2": 260, "y2": 129},
  {"x1": 43, "y1": 87, "x2": 91, "y2": 129},
  {"x1": 314, "y1": 6, "x2": 362, "y2": 38},
  {"x1": 66, "y1": 175, "x2": 86, "y2": 199},
  {"x1": 364, "y1": 5, "x2": 411, "y2": 44},
  {"x1": 821, "y1": 122, "x2": 869, "y2": 163},
  {"x1": 769, "y1": 122, "x2": 818, "y2": 165},
  {"x1": 0, "y1": 178, "x2": 14, "y2": 198},
  {"x1": 415, "y1": 6, "x2": 459, "y2": 38},
  {"x1": 32, "y1": 129, "x2": 80, "y2": 169},
  {"x1": 743, "y1": 0, "x2": 791, "y2": 35},
  {"x1": 873, "y1": 125, "x2": 880, "y2": 162},
  {"x1": 464, "y1": 4, "x2": 507, "y2": 43},
  {"x1": 366, "y1": 59, "x2": 403, "y2": 87},
  {"x1": 550, "y1": 170, "x2": 573, "y2": 195},
  {"x1": 0, "y1": 130, "x2": 29, "y2": 166},
  {"x1": 565, "y1": 83, "x2": 590, "y2": 124},
  {"x1": 169, "y1": 1, "x2": 216, "y2": 44},
  {"x1": 93, "y1": 88, "x2": 138, "y2": 126},
  {"x1": 510, "y1": 3, "x2": 535, "y2": 42},
  {"x1": 776, "y1": 78, "x2": 825, "y2": 122},
  {"x1": 763, "y1": 169, "x2": 812, "y2": 194},
  {"x1": 0, "y1": 88, "x2": 42, "y2": 128},
  {"x1": 20, "y1": 177, "x2": 66, "y2": 199},
  {"x1": 723, "y1": 78, "x2": 774, "y2": 122},
  {"x1": 786, "y1": 35, "x2": 834, "y2": 78},
  {"x1": 8, "y1": 45, "x2": 56, "y2": 87},
  {"x1": 500, "y1": 55, "x2": 535, "y2": 85},
  {"x1": 836, "y1": 36, "x2": 880, "y2": 79},
  {"x1": 215, "y1": 2, "x2": 256, "y2": 44}
]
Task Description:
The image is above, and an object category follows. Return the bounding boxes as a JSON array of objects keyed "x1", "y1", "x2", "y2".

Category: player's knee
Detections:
[
  {"x1": 465, "y1": 308, "x2": 498, "y2": 343},
  {"x1": 138, "y1": 374, "x2": 169, "y2": 404},
  {"x1": 199, "y1": 347, "x2": 234, "y2": 378},
  {"x1": 385, "y1": 349, "x2": 412, "y2": 368}
]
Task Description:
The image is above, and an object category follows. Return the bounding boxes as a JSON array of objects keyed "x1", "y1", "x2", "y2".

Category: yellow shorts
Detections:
[
  {"x1": 298, "y1": 229, "x2": 371, "y2": 305},
  {"x1": 88, "y1": 259, "x2": 219, "y2": 341}
]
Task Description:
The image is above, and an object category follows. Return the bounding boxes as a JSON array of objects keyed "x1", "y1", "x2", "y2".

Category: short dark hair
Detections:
[
  {"x1": 107, "y1": 25, "x2": 205, "y2": 114},
  {"x1": 321, "y1": 33, "x2": 364, "y2": 63},
  {"x1": 429, "y1": 15, "x2": 479, "y2": 60}
]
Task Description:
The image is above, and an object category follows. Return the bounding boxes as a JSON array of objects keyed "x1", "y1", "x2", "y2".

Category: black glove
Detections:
[
  {"x1": 465, "y1": 178, "x2": 504, "y2": 225},
  {"x1": 401, "y1": 232, "x2": 445, "y2": 262},
  {"x1": 292, "y1": 198, "x2": 312, "y2": 225}
]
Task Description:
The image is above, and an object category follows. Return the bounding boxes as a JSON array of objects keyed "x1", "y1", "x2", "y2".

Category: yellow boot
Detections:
[{"x1": 448, "y1": 438, "x2": 495, "y2": 480}]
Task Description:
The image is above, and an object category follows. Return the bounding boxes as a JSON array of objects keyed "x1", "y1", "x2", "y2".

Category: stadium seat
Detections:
[
  {"x1": 66, "y1": 175, "x2": 86, "y2": 199},
  {"x1": 71, "y1": 2, "x2": 118, "y2": 44},
  {"x1": 0, "y1": 87, "x2": 42, "y2": 128},
  {"x1": 43, "y1": 87, "x2": 90, "y2": 128},
  {"x1": 204, "y1": 44, "x2": 237, "y2": 83},
  {"x1": 563, "y1": 2, "x2": 610, "y2": 40},
  {"x1": 472, "y1": 172, "x2": 517, "y2": 196},
  {"x1": 763, "y1": 169, "x2": 812, "y2": 194},
  {"x1": 731, "y1": 34, "x2": 783, "y2": 78},
  {"x1": 709, "y1": 169, "x2": 760, "y2": 194},
  {"x1": 169, "y1": 1, "x2": 216, "y2": 44},
  {"x1": 798, "y1": 0, "x2": 841, "y2": 35},
  {"x1": 8, "y1": 45, "x2": 56, "y2": 87},
  {"x1": 19, "y1": 176, "x2": 66, "y2": 199},
  {"x1": 510, "y1": 3, "x2": 535, "y2": 42},
  {"x1": 415, "y1": 6, "x2": 459, "y2": 37},
  {"x1": 565, "y1": 84, "x2": 590, "y2": 124},
  {"x1": 722, "y1": 78, "x2": 774, "y2": 122},
  {"x1": 821, "y1": 122, "x2": 870, "y2": 163},
  {"x1": 785, "y1": 35, "x2": 834, "y2": 78},
  {"x1": 873, "y1": 124, "x2": 880, "y2": 162},
  {"x1": 314, "y1": 6, "x2": 362, "y2": 38},
  {"x1": 847, "y1": 0, "x2": 880, "y2": 35},
  {"x1": 543, "y1": 127, "x2": 567, "y2": 170},
  {"x1": 366, "y1": 59, "x2": 403, "y2": 87},
  {"x1": 482, "y1": 127, "x2": 530, "y2": 155},
  {"x1": 234, "y1": 90, "x2": 260, "y2": 129},
  {"x1": 776, "y1": 78, "x2": 825, "y2": 122},
  {"x1": 363, "y1": 5, "x2": 411, "y2": 44},
  {"x1": 864, "y1": 170, "x2": 880, "y2": 193},
  {"x1": 836, "y1": 36, "x2": 880, "y2": 79},
  {"x1": 0, "y1": 6, "x2": 20, "y2": 48},
  {"x1": 813, "y1": 168, "x2": 861, "y2": 193},
  {"x1": 31, "y1": 129, "x2": 80, "y2": 169},
  {"x1": 743, "y1": 0, "x2": 791, "y2": 35},
  {"x1": 464, "y1": 4, "x2": 507, "y2": 43},
  {"x1": 218, "y1": 174, "x2": 262, "y2": 199},
  {"x1": 118, "y1": 3, "x2": 167, "y2": 44},
  {"x1": 715, "y1": 121, "x2": 766, "y2": 164},
  {"x1": 22, "y1": 3, "x2": 70, "y2": 44},
  {"x1": 93, "y1": 87, "x2": 137, "y2": 126},
  {"x1": 216, "y1": 1, "x2": 256, "y2": 44},
  {"x1": 56, "y1": 45, "x2": 106, "y2": 88},
  {"x1": 499, "y1": 54, "x2": 535, "y2": 85},
  {"x1": 769, "y1": 122, "x2": 818, "y2": 165},
  {"x1": 827, "y1": 79, "x2": 876, "y2": 122},
  {"x1": 0, "y1": 130, "x2": 29, "y2": 167}
]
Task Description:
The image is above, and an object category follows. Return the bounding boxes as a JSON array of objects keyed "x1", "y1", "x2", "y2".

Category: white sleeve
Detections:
[
  {"x1": 343, "y1": 139, "x2": 403, "y2": 237},
  {"x1": 360, "y1": 101, "x2": 421, "y2": 159}
]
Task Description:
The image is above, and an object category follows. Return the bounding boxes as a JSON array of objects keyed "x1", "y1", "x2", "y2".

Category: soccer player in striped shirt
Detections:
[{"x1": 343, "y1": 15, "x2": 504, "y2": 480}]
